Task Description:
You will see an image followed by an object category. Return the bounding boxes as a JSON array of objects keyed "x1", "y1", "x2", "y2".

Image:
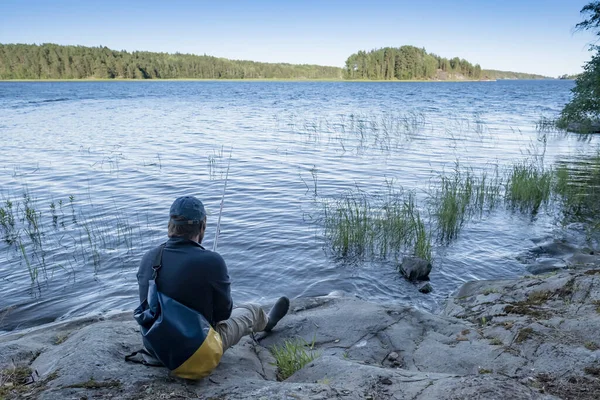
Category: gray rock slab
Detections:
[{"x1": 443, "y1": 269, "x2": 600, "y2": 381}]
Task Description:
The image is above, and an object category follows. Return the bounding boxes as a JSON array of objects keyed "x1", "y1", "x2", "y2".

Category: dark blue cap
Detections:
[{"x1": 169, "y1": 196, "x2": 206, "y2": 225}]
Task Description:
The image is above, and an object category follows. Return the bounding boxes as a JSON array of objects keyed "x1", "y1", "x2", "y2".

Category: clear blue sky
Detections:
[{"x1": 0, "y1": 0, "x2": 596, "y2": 77}]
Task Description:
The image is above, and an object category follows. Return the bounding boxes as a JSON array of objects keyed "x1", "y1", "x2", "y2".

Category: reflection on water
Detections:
[{"x1": 0, "y1": 80, "x2": 597, "y2": 333}]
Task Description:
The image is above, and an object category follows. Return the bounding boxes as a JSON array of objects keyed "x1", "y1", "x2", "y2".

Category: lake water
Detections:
[{"x1": 0, "y1": 80, "x2": 596, "y2": 333}]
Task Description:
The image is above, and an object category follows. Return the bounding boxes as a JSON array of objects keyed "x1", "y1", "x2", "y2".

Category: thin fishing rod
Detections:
[{"x1": 213, "y1": 150, "x2": 232, "y2": 252}]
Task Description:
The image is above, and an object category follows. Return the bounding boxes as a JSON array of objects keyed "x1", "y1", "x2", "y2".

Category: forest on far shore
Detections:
[{"x1": 0, "y1": 43, "x2": 549, "y2": 81}]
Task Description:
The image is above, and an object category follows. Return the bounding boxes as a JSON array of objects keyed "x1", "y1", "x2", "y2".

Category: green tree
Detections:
[
  {"x1": 558, "y1": 1, "x2": 600, "y2": 131},
  {"x1": 0, "y1": 43, "x2": 343, "y2": 80}
]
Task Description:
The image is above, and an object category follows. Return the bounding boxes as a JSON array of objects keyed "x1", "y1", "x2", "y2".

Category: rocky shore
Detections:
[{"x1": 1, "y1": 239, "x2": 599, "y2": 400}]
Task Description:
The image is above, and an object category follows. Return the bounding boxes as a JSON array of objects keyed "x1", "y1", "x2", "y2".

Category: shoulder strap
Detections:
[{"x1": 151, "y1": 243, "x2": 166, "y2": 280}]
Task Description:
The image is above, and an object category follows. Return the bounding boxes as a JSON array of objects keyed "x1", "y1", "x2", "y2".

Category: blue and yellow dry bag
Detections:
[{"x1": 133, "y1": 244, "x2": 223, "y2": 379}]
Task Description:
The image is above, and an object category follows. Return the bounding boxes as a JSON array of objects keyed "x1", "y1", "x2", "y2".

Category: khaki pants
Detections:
[{"x1": 215, "y1": 304, "x2": 268, "y2": 351}]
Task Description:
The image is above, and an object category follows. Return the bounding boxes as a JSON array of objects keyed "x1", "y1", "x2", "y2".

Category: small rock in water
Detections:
[
  {"x1": 399, "y1": 257, "x2": 432, "y2": 281},
  {"x1": 418, "y1": 283, "x2": 433, "y2": 294}
]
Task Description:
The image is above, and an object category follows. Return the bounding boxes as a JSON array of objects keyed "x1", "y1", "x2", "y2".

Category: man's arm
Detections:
[
  {"x1": 211, "y1": 253, "x2": 233, "y2": 323},
  {"x1": 136, "y1": 248, "x2": 155, "y2": 303}
]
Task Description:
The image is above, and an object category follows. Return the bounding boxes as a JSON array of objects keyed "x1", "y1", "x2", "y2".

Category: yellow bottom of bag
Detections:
[{"x1": 172, "y1": 327, "x2": 223, "y2": 379}]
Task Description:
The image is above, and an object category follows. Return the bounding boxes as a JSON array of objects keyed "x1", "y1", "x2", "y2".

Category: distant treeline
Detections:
[
  {"x1": 558, "y1": 73, "x2": 580, "y2": 80},
  {"x1": 482, "y1": 69, "x2": 550, "y2": 80},
  {"x1": 344, "y1": 46, "x2": 549, "y2": 80},
  {"x1": 0, "y1": 43, "x2": 342, "y2": 80},
  {"x1": 0, "y1": 43, "x2": 549, "y2": 81}
]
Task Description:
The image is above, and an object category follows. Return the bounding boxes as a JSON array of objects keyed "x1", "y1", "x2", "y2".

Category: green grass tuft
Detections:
[
  {"x1": 323, "y1": 192, "x2": 373, "y2": 257},
  {"x1": 505, "y1": 163, "x2": 552, "y2": 214},
  {"x1": 585, "y1": 341, "x2": 599, "y2": 351},
  {"x1": 0, "y1": 365, "x2": 33, "y2": 397},
  {"x1": 270, "y1": 338, "x2": 321, "y2": 381},
  {"x1": 322, "y1": 186, "x2": 432, "y2": 261},
  {"x1": 430, "y1": 164, "x2": 501, "y2": 242},
  {"x1": 412, "y1": 211, "x2": 432, "y2": 261}
]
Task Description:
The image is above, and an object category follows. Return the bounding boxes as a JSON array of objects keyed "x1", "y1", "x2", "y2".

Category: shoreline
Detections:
[
  {"x1": 0, "y1": 78, "x2": 557, "y2": 83},
  {"x1": 1, "y1": 237, "x2": 594, "y2": 336}
]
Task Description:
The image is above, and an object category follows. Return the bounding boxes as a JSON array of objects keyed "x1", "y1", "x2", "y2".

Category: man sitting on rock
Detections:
[{"x1": 136, "y1": 195, "x2": 289, "y2": 374}]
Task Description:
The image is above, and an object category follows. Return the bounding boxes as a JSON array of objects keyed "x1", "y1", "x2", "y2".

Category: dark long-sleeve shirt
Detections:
[{"x1": 136, "y1": 236, "x2": 233, "y2": 326}]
